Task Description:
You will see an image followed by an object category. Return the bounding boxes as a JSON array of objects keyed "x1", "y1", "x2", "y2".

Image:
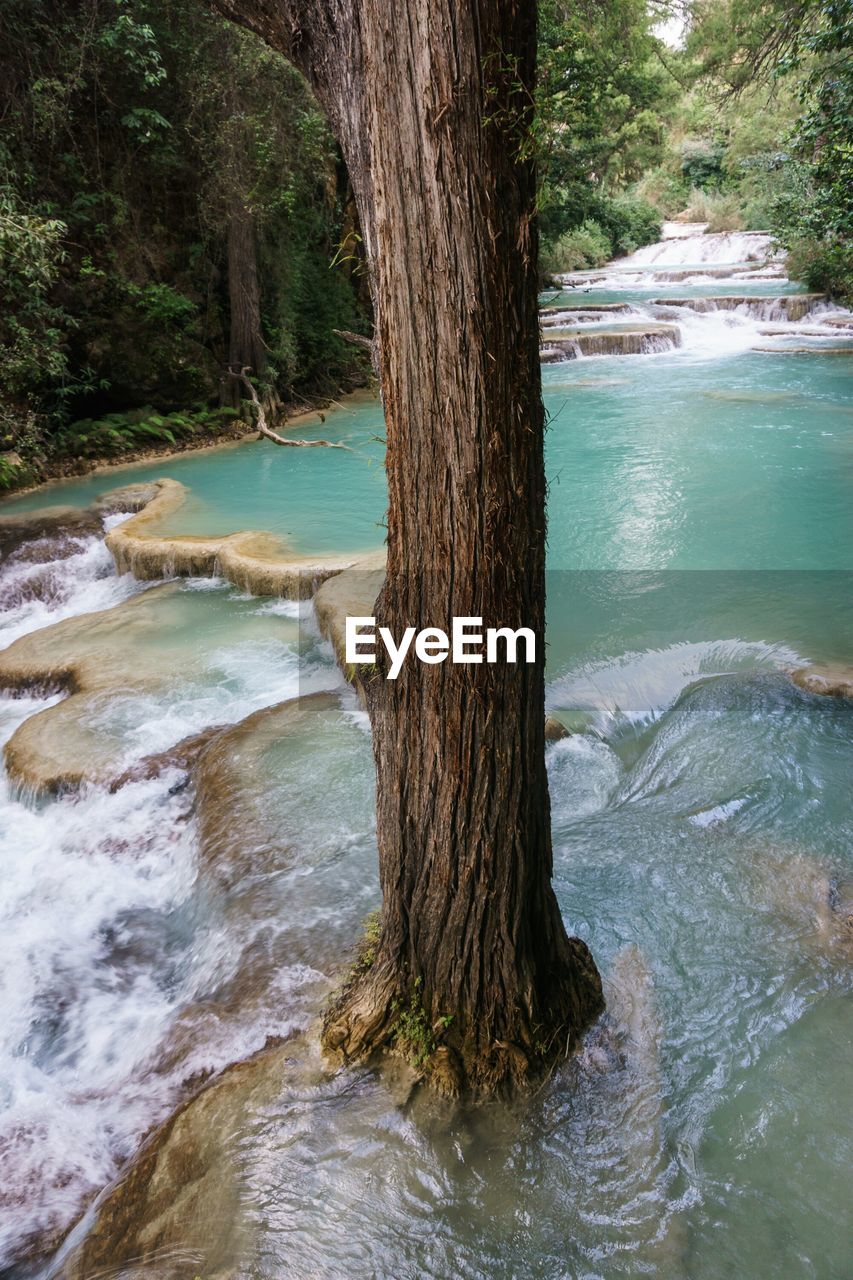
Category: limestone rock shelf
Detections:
[
  {"x1": 554, "y1": 262, "x2": 787, "y2": 287},
  {"x1": 56, "y1": 1041, "x2": 299, "y2": 1280},
  {"x1": 540, "y1": 325, "x2": 681, "y2": 361},
  {"x1": 541, "y1": 302, "x2": 635, "y2": 324},
  {"x1": 791, "y1": 664, "x2": 853, "y2": 699},
  {"x1": 105, "y1": 477, "x2": 364, "y2": 598},
  {"x1": 651, "y1": 293, "x2": 826, "y2": 322}
]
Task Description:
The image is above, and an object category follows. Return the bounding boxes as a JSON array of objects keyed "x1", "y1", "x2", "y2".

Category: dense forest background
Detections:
[{"x1": 1, "y1": 0, "x2": 850, "y2": 491}]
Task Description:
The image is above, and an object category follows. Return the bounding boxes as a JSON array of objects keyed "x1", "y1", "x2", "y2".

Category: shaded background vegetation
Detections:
[
  {"x1": 640, "y1": 0, "x2": 852, "y2": 293},
  {"x1": 0, "y1": 0, "x2": 369, "y2": 487},
  {"x1": 0, "y1": 0, "x2": 850, "y2": 490},
  {"x1": 538, "y1": 0, "x2": 851, "y2": 289}
]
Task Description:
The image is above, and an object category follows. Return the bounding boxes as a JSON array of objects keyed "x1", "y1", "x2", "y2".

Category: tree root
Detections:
[{"x1": 321, "y1": 939, "x2": 604, "y2": 1101}]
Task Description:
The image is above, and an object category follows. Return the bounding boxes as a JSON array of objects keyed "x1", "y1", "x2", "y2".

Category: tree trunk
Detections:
[
  {"x1": 212, "y1": 0, "x2": 604, "y2": 1095},
  {"x1": 225, "y1": 194, "x2": 280, "y2": 413}
]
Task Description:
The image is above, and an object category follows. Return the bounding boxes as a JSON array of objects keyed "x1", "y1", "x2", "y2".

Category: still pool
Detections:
[{"x1": 2, "y1": 352, "x2": 851, "y2": 570}]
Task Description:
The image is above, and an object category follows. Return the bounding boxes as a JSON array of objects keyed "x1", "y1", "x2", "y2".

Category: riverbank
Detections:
[{"x1": 0, "y1": 385, "x2": 373, "y2": 500}]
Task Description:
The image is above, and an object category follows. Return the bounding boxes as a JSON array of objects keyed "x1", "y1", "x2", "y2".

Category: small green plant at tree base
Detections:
[
  {"x1": 390, "y1": 977, "x2": 453, "y2": 1072},
  {"x1": 359, "y1": 910, "x2": 381, "y2": 970},
  {"x1": 343, "y1": 660, "x2": 381, "y2": 690},
  {"x1": 345, "y1": 909, "x2": 382, "y2": 984}
]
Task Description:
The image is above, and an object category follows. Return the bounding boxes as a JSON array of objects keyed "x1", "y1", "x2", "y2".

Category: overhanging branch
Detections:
[{"x1": 334, "y1": 327, "x2": 379, "y2": 375}]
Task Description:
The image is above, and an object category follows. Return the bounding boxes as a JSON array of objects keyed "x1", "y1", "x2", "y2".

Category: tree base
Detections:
[{"x1": 321, "y1": 940, "x2": 604, "y2": 1100}]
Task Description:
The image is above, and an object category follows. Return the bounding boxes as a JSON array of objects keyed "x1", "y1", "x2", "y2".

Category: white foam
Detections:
[
  {"x1": 101, "y1": 510, "x2": 134, "y2": 533},
  {"x1": 547, "y1": 638, "x2": 804, "y2": 732},
  {"x1": 0, "y1": 654, "x2": 337, "y2": 1257},
  {"x1": 547, "y1": 734, "x2": 622, "y2": 822},
  {"x1": 0, "y1": 516, "x2": 343, "y2": 1259},
  {"x1": 669, "y1": 307, "x2": 770, "y2": 359},
  {"x1": 544, "y1": 289, "x2": 852, "y2": 364},
  {"x1": 0, "y1": 761, "x2": 196, "y2": 1257},
  {"x1": 0, "y1": 742, "x2": 324, "y2": 1256},
  {"x1": 553, "y1": 225, "x2": 791, "y2": 296},
  {"x1": 0, "y1": 529, "x2": 145, "y2": 650},
  {"x1": 616, "y1": 230, "x2": 778, "y2": 269},
  {"x1": 182, "y1": 574, "x2": 228, "y2": 591},
  {"x1": 688, "y1": 796, "x2": 749, "y2": 828},
  {"x1": 254, "y1": 596, "x2": 311, "y2": 619},
  {"x1": 660, "y1": 221, "x2": 709, "y2": 239}
]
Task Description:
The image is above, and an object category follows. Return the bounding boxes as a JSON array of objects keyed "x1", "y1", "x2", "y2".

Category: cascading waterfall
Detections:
[
  {"x1": 540, "y1": 224, "x2": 853, "y2": 362},
  {"x1": 0, "y1": 518, "x2": 342, "y2": 1263},
  {"x1": 0, "y1": 514, "x2": 143, "y2": 649},
  {"x1": 616, "y1": 226, "x2": 779, "y2": 268}
]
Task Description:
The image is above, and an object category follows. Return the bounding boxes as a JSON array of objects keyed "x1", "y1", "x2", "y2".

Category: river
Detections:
[{"x1": 0, "y1": 227, "x2": 850, "y2": 1278}]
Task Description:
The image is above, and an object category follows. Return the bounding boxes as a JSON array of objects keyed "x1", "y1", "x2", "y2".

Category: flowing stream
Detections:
[{"x1": 0, "y1": 227, "x2": 851, "y2": 1278}]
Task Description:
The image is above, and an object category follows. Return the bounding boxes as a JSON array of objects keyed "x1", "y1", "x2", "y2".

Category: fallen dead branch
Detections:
[{"x1": 231, "y1": 368, "x2": 352, "y2": 449}]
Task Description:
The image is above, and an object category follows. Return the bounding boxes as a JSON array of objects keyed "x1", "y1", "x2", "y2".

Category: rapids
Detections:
[
  {"x1": 0, "y1": 225, "x2": 850, "y2": 1278},
  {"x1": 615, "y1": 224, "x2": 779, "y2": 268}
]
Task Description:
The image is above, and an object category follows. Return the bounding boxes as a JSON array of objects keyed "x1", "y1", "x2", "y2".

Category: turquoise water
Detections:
[
  {"x1": 3, "y1": 334, "x2": 850, "y2": 696},
  {"x1": 0, "y1": 397, "x2": 388, "y2": 555},
  {"x1": 541, "y1": 279, "x2": 808, "y2": 306},
  {"x1": 542, "y1": 353, "x2": 851, "y2": 570},
  {"x1": 3, "y1": 355, "x2": 850, "y2": 570}
]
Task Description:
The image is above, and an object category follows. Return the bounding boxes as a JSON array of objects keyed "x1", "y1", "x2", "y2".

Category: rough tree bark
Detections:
[
  {"x1": 212, "y1": 0, "x2": 604, "y2": 1095},
  {"x1": 227, "y1": 197, "x2": 265, "y2": 376},
  {"x1": 225, "y1": 195, "x2": 283, "y2": 414}
]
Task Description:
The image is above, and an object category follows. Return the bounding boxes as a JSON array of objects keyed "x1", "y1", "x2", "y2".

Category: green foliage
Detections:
[
  {"x1": 541, "y1": 194, "x2": 662, "y2": 274},
  {"x1": 393, "y1": 1002, "x2": 434, "y2": 1069},
  {"x1": 537, "y1": 0, "x2": 674, "y2": 269},
  {"x1": 597, "y1": 194, "x2": 662, "y2": 256},
  {"x1": 124, "y1": 283, "x2": 196, "y2": 328},
  {"x1": 0, "y1": 0, "x2": 368, "y2": 469},
  {"x1": 53, "y1": 405, "x2": 239, "y2": 460},
  {"x1": 632, "y1": 164, "x2": 691, "y2": 217},
  {"x1": 342, "y1": 909, "x2": 383, "y2": 985},
  {"x1": 0, "y1": 456, "x2": 24, "y2": 493},
  {"x1": 99, "y1": 0, "x2": 167, "y2": 90},
  {"x1": 0, "y1": 454, "x2": 40, "y2": 493},
  {"x1": 0, "y1": 189, "x2": 70, "y2": 403},
  {"x1": 679, "y1": 137, "x2": 726, "y2": 188},
  {"x1": 678, "y1": 0, "x2": 853, "y2": 297},
  {"x1": 0, "y1": 457, "x2": 18, "y2": 492},
  {"x1": 354, "y1": 910, "x2": 381, "y2": 972},
  {"x1": 541, "y1": 221, "x2": 612, "y2": 273},
  {"x1": 0, "y1": 408, "x2": 46, "y2": 491},
  {"x1": 785, "y1": 237, "x2": 853, "y2": 304},
  {"x1": 681, "y1": 187, "x2": 745, "y2": 230},
  {"x1": 770, "y1": 1, "x2": 853, "y2": 297}
]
